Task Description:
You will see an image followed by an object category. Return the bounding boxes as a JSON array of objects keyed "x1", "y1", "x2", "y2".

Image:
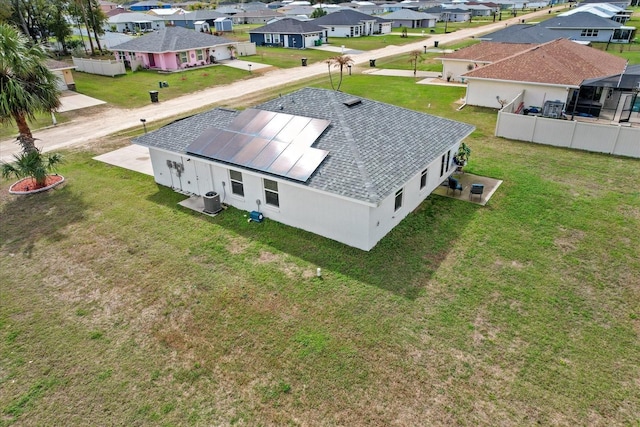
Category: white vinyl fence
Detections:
[
  {"x1": 496, "y1": 93, "x2": 640, "y2": 159},
  {"x1": 72, "y1": 57, "x2": 126, "y2": 77}
]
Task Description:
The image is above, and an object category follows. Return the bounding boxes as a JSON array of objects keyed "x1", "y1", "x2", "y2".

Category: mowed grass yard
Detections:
[{"x1": 1, "y1": 77, "x2": 640, "y2": 426}]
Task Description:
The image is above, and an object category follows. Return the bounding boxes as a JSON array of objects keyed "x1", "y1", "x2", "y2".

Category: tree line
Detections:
[{"x1": 0, "y1": 0, "x2": 108, "y2": 55}]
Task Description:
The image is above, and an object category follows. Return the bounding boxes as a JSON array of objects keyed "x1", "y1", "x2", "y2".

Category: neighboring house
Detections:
[
  {"x1": 461, "y1": 38, "x2": 628, "y2": 111},
  {"x1": 99, "y1": 0, "x2": 119, "y2": 13},
  {"x1": 277, "y1": 6, "x2": 317, "y2": 17},
  {"x1": 129, "y1": 0, "x2": 171, "y2": 11},
  {"x1": 383, "y1": 9, "x2": 438, "y2": 28},
  {"x1": 147, "y1": 8, "x2": 187, "y2": 18},
  {"x1": 132, "y1": 88, "x2": 475, "y2": 251},
  {"x1": 438, "y1": 42, "x2": 533, "y2": 82},
  {"x1": 106, "y1": 12, "x2": 166, "y2": 33},
  {"x1": 423, "y1": 7, "x2": 472, "y2": 22},
  {"x1": 46, "y1": 59, "x2": 76, "y2": 91},
  {"x1": 231, "y1": 10, "x2": 282, "y2": 24},
  {"x1": 313, "y1": 9, "x2": 392, "y2": 36},
  {"x1": 110, "y1": 26, "x2": 235, "y2": 71},
  {"x1": 161, "y1": 10, "x2": 232, "y2": 31},
  {"x1": 249, "y1": 18, "x2": 326, "y2": 48},
  {"x1": 480, "y1": 12, "x2": 636, "y2": 43},
  {"x1": 578, "y1": 0, "x2": 632, "y2": 8},
  {"x1": 558, "y1": 3, "x2": 633, "y2": 23},
  {"x1": 456, "y1": 4, "x2": 493, "y2": 17}
]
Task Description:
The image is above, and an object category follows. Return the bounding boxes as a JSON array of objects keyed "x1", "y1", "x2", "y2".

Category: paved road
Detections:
[{"x1": 0, "y1": 7, "x2": 564, "y2": 162}]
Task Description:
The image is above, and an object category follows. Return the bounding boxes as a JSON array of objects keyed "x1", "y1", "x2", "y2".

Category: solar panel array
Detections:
[{"x1": 186, "y1": 109, "x2": 330, "y2": 182}]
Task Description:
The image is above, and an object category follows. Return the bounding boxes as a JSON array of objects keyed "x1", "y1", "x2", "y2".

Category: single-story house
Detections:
[
  {"x1": 578, "y1": 0, "x2": 633, "y2": 8},
  {"x1": 110, "y1": 26, "x2": 235, "y2": 71},
  {"x1": 480, "y1": 12, "x2": 636, "y2": 43},
  {"x1": 129, "y1": 0, "x2": 171, "y2": 11},
  {"x1": 232, "y1": 9, "x2": 282, "y2": 24},
  {"x1": 46, "y1": 59, "x2": 76, "y2": 91},
  {"x1": 423, "y1": 7, "x2": 472, "y2": 23},
  {"x1": 461, "y1": 38, "x2": 628, "y2": 111},
  {"x1": 249, "y1": 18, "x2": 326, "y2": 48},
  {"x1": 160, "y1": 10, "x2": 233, "y2": 32},
  {"x1": 559, "y1": 3, "x2": 633, "y2": 24},
  {"x1": 99, "y1": 0, "x2": 119, "y2": 13},
  {"x1": 383, "y1": 9, "x2": 438, "y2": 28},
  {"x1": 106, "y1": 12, "x2": 166, "y2": 33},
  {"x1": 438, "y1": 42, "x2": 533, "y2": 82},
  {"x1": 312, "y1": 9, "x2": 392, "y2": 36},
  {"x1": 132, "y1": 88, "x2": 475, "y2": 251}
]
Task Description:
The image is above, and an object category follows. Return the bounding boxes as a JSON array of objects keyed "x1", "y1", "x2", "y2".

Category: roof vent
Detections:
[{"x1": 343, "y1": 98, "x2": 362, "y2": 107}]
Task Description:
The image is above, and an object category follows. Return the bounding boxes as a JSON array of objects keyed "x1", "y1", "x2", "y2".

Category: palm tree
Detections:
[
  {"x1": 325, "y1": 58, "x2": 335, "y2": 90},
  {"x1": 0, "y1": 23, "x2": 61, "y2": 154},
  {"x1": 329, "y1": 55, "x2": 354, "y2": 91},
  {"x1": 2, "y1": 151, "x2": 63, "y2": 188},
  {"x1": 408, "y1": 50, "x2": 422, "y2": 77}
]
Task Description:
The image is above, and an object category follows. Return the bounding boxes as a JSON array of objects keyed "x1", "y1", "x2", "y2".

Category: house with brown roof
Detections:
[
  {"x1": 438, "y1": 42, "x2": 534, "y2": 83},
  {"x1": 460, "y1": 38, "x2": 628, "y2": 111}
]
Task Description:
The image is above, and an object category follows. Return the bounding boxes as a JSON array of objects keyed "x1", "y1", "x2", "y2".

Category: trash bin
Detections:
[
  {"x1": 369, "y1": 59, "x2": 376, "y2": 67},
  {"x1": 203, "y1": 191, "x2": 221, "y2": 214},
  {"x1": 162, "y1": 81, "x2": 169, "y2": 87},
  {"x1": 301, "y1": 58, "x2": 307, "y2": 66},
  {"x1": 158, "y1": 81, "x2": 163, "y2": 88},
  {"x1": 149, "y1": 90, "x2": 159, "y2": 103},
  {"x1": 434, "y1": 41, "x2": 439, "y2": 48}
]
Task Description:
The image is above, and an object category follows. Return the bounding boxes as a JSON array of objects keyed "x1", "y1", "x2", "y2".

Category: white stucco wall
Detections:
[
  {"x1": 147, "y1": 145, "x2": 464, "y2": 250},
  {"x1": 465, "y1": 78, "x2": 570, "y2": 110},
  {"x1": 442, "y1": 59, "x2": 478, "y2": 82}
]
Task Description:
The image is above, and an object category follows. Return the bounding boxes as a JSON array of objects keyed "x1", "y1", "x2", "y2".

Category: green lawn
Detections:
[
  {"x1": 72, "y1": 66, "x2": 253, "y2": 108},
  {"x1": 1, "y1": 76, "x2": 639, "y2": 426}
]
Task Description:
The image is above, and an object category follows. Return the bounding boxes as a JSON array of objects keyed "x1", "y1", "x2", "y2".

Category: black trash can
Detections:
[
  {"x1": 149, "y1": 90, "x2": 159, "y2": 103},
  {"x1": 434, "y1": 41, "x2": 439, "y2": 48},
  {"x1": 301, "y1": 58, "x2": 307, "y2": 66},
  {"x1": 203, "y1": 191, "x2": 221, "y2": 214},
  {"x1": 369, "y1": 59, "x2": 376, "y2": 67},
  {"x1": 158, "y1": 81, "x2": 163, "y2": 88}
]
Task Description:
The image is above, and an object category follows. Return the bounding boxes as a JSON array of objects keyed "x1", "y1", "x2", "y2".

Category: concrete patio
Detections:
[{"x1": 431, "y1": 172, "x2": 502, "y2": 206}]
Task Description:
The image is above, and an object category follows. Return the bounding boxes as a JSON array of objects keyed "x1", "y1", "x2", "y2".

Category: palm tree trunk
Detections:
[
  {"x1": 13, "y1": 112, "x2": 38, "y2": 153},
  {"x1": 336, "y1": 65, "x2": 344, "y2": 91},
  {"x1": 78, "y1": 1, "x2": 95, "y2": 55},
  {"x1": 327, "y1": 62, "x2": 335, "y2": 90},
  {"x1": 87, "y1": 0, "x2": 103, "y2": 52}
]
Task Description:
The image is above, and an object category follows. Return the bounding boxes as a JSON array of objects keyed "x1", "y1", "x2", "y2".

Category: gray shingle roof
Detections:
[
  {"x1": 542, "y1": 12, "x2": 622, "y2": 29},
  {"x1": 249, "y1": 18, "x2": 325, "y2": 34},
  {"x1": 313, "y1": 9, "x2": 390, "y2": 25},
  {"x1": 383, "y1": 9, "x2": 439, "y2": 20},
  {"x1": 110, "y1": 26, "x2": 234, "y2": 53},
  {"x1": 133, "y1": 88, "x2": 474, "y2": 204}
]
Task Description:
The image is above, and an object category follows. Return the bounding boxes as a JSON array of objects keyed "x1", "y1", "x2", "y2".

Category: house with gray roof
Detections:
[
  {"x1": 159, "y1": 10, "x2": 233, "y2": 32},
  {"x1": 249, "y1": 18, "x2": 326, "y2": 48},
  {"x1": 106, "y1": 11, "x2": 166, "y2": 33},
  {"x1": 132, "y1": 88, "x2": 475, "y2": 250},
  {"x1": 383, "y1": 9, "x2": 438, "y2": 28},
  {"x1": 129, "y1": 0, "x2": 170, "y2": 11},
  {"x1": 110, "y1": 26, "x2": 235, "y2": 71},
  {"x1": 312, "y1": 9, "x2": 392, "y2": 36},
  {"x1": 480, "y1": 12, "x2": 636, "y2": 43}
]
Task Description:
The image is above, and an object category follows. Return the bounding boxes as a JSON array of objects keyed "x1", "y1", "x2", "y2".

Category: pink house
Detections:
[{"x1": 110, "y1": 26, "x2": 236, "y2": 71}]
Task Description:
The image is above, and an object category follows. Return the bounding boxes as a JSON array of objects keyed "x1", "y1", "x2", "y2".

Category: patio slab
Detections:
[{"x1": 431, "y1": 172, "x2": 502, "y2": 206}]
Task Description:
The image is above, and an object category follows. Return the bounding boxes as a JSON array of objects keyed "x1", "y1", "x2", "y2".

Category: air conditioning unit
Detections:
[{"x1": 203, "y1": 191, "x2": 222, "y2": 214}]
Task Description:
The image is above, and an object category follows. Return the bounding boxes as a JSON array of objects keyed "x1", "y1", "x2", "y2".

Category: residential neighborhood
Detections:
[{"x1": 1, "y1": 0, "x2": 639, "y2": 425}]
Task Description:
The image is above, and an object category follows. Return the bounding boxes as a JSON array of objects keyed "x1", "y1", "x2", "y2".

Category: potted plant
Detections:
[
  {"x1": 454, "y1": 142, "x2": 471, "y2": 166},
  {"x1": 446, "y1": 72, "x2": 453, "y2": 82}
]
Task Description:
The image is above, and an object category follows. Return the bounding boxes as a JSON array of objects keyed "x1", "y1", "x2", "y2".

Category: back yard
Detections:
[{"x1": 1, "y1": 74, "x2": 639, "y2": 427}]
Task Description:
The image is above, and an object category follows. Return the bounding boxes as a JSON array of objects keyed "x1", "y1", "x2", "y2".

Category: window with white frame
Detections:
[
  {"x1": 264, "y1": 179, "x2": 279, "y2": 207},
  {"x1": 273, "y1": 34, "x2": 280, "y2": 43},
  {"x1": 440, "y1": 154, "x2": 446, "y2": 177},
  {"x1": 420, "y1": 168, "x2": 428, "y2": 190},
  {"x1": 229, "y1": 170, "x2": 244, "y2": 197},
  {"x1": 580, "y1": 29, "x2": 599, "y2": 37},
  {"x1": 179, "y1": 51, "x2": 188, "y2": 63},
  {"x1": 196, "y1": 49, "x2": 204, "y2": 61},
  {"x1": 394, "y1": 188, "x2": 403, "y2": 211},
  {"x1": 265, "y1": 33, "x2": 272, "y2": 43}
]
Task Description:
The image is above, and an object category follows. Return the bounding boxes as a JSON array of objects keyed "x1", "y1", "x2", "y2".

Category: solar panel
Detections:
[
  {"x1": 184, "y1": 108, "x2": 331, "y2": 182},
  {"x1": 267, "y1": 144, "x2": 305, "y2": 176},
  {"x1": 286, "y1": 149, "x2": 329, "y2": 181}
]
